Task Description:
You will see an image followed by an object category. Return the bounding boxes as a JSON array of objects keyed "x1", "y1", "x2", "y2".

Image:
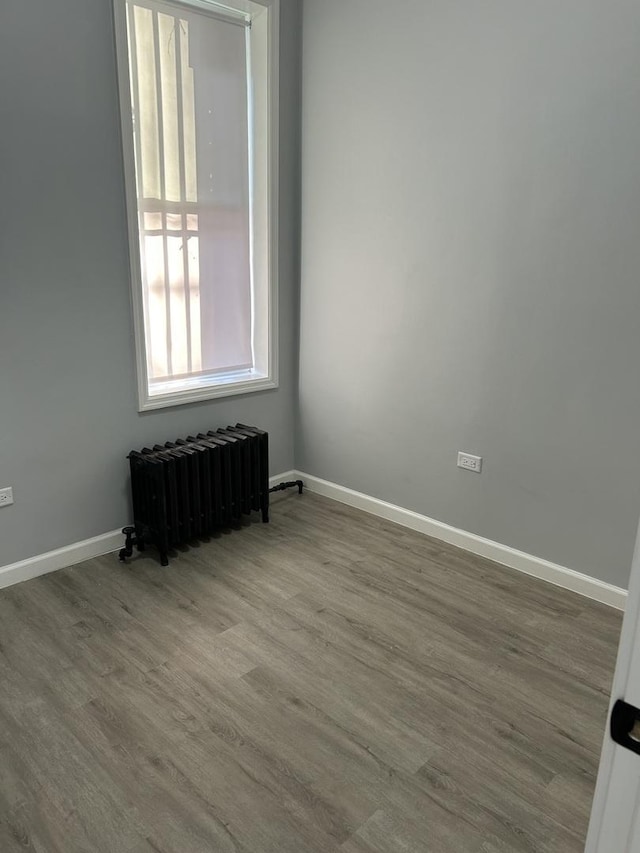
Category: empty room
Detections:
[{"x1": 2, "y1": 0, "x2": 640, "y2": 850}]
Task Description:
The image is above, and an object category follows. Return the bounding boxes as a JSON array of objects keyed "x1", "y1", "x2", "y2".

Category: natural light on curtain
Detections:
[{"x1": 126, "y1": 1, "x2": 253, "y2": 383}]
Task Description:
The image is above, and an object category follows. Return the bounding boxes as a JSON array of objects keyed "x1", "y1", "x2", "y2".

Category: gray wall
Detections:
[
  {"x1": 0, "y1": 0, "x2": 301, "y2": 567},
  {"x1": 3, "y1": 0, "x2": 640, "y2": 591},
  {"x1": 298, "y1": 0, "x2": 640, "y2": 588}
]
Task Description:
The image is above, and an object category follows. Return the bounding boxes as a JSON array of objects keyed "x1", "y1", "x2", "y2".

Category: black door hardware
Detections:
[{"x1": 611, "y1": 699, "x2": 640, "y2": 756}]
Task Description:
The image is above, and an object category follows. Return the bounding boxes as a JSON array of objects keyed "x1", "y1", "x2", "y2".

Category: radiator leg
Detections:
[
  {"x1": 159, "y1": 551, "x2": 169, "y2": 567},
  {"x1": 119, "y1": 526, "x2": 137, "y2": 562},
  {"x1": 261, "y1": 505, "x2": 269, "y2": 523}
]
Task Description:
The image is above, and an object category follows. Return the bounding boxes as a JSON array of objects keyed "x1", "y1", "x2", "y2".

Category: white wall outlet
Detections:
[
  {"x1": 457, "y1": 452, "x2": 482, "y2": 473},
  {"x1": 0, "y1": 487, "x2": 14, "y2": 507}
]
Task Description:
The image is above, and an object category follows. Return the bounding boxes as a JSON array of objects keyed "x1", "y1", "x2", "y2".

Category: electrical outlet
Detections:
[
  {"x1": 457, "y1": 452, "x2": 482, "y2": 473},
  {"x1": 0, "y1": 487, "x2": 14, "y2": 507}
]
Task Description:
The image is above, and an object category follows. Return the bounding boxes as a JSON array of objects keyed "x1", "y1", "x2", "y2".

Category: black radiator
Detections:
[{"x1": 119, "y1": 424, "x2": 269, "y2": 566}]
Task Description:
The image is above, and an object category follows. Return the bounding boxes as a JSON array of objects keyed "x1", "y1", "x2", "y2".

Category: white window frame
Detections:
[{"x1": 113, "y1": 0, "x2": 279, "y2": 411}]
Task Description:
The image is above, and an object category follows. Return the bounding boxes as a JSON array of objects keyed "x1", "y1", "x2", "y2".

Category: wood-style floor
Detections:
[{"x1": 0, "y1": 492, "x2": 621, "y2": 853}]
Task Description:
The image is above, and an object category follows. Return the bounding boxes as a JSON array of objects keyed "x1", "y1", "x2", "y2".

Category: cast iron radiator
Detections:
[{"x1": 119, "y1": 424, "x2": 269, "y2": 567}]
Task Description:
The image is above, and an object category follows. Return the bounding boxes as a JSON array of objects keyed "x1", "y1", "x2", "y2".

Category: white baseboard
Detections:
[
  {"x1": 0, "y1": 530, "x2": 124, "y2": 591},
  {"x1": 0, "y1": 472, "x2": 295, "y2": 592},
  {"x1": 1, "y1": 471, "x2": 625, "y2": 609},
  {"x1": 296, "y1": 471, "x2": 627, "y2": 611}
]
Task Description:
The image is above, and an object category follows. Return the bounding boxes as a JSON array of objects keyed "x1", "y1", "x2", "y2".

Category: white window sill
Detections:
[{"x1": 140, "y1": 371, "x2": 278, "y2": 411}]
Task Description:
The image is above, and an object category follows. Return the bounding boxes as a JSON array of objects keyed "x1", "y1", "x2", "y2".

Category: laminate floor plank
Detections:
[{"x1": 0, "y1": 491, "x2": 622, "y2": 852}]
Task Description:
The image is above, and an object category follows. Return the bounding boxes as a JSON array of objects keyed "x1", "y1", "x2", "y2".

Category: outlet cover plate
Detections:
[
  {"x1": 457, "y1": 452, "x2": 482, "y2": 473},
  {"x1": 0, "y1": 487, "x2": 14, "y2": 507}
]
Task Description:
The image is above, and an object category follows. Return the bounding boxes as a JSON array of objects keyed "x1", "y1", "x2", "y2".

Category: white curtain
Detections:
[{"x1": 127, "y1": 0, "x2": 252, "y2": 382}]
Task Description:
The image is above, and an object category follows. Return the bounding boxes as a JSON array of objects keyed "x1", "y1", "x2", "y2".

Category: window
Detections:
[{"x1": 113, "y1": 0, "x2": 278, "y2": 410}]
